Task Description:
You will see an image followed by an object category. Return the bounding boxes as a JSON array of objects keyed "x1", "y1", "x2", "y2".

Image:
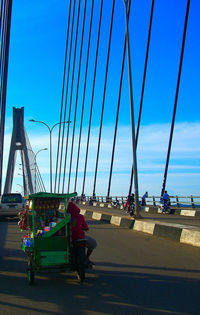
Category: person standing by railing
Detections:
[
  {"x1": 141, "y1": 192, "x2": 148, "y2": 206},
  {"x1": 161, "y1": 190, "x2": 170, "y2": 214}
]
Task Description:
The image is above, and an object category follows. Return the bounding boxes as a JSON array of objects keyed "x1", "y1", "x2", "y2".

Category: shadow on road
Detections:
[
  {"x1": 1, "y1": 220, "x2": 200, "y2": 314},
  {"x1": 0, "y1": 257, "x2": 200, "y2": 314}
]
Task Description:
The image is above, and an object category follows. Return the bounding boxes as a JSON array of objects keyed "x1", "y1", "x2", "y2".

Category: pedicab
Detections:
[{"x1": 19, "y1": 192, "x2": 87, "y2": 285}]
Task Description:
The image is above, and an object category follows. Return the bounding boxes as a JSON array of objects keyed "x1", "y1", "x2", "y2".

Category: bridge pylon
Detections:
[{"x1": 4, "y1": 107, "x2": 34, "y2": 195}]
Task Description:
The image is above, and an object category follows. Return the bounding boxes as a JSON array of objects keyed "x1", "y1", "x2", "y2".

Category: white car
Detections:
[{"x1": 0, "y1": 193, "x2": 24, "y2": 216}]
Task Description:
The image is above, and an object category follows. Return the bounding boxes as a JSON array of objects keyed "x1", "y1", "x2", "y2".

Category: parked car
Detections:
[{"x1": 0, "y1": 193, "x2": 24, "y2": 215}]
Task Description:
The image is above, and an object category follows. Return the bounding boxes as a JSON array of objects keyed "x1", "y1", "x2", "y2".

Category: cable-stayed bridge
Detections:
[{"x1": 0, "y1": 0, "x2": 198, "y2": 216}]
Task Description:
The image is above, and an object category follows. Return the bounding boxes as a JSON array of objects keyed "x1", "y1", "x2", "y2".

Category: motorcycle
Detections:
[
  {"x1": 159, "y1": 200, "x2": 171, "y2": 214},
  {"x1": 123, "y1": 202, "x2": 135, "y2": 216},
  {"x1": 111, "y1": 200, "x2": 120, "y2": 208}
]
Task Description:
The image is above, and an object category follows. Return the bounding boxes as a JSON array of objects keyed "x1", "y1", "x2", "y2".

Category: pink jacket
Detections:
[{"x1": 67, "y1": 202, "x2": 88, "y2": 241}]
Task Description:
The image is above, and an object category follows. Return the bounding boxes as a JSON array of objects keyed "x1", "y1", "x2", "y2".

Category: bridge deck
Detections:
[
  {"x1": 79, "y1": 204, "x2": 200, "y2": 248},
  {"x1": 79, "y1": 204, "x2": 200, "y2": 229}
]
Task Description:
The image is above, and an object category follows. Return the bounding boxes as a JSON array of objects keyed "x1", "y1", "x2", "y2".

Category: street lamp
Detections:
[{"x1": 29, "y1": 119, "x2": 71, "y2": 193}]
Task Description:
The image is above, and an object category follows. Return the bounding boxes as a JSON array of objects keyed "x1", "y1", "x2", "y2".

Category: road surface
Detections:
[{"x1": 0, "y1": 217, "x2": 200, "y2": 314}]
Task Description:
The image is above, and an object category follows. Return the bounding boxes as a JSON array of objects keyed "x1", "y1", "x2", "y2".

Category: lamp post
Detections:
[
  {"x1": 33, "y1": 148, "x2": 48, "y2": 193},
  {"x1": 29, "y1": 119, "x2": 71, "y2": 193}
]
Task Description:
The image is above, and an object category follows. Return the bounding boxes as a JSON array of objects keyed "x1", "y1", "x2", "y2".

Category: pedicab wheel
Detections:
[{"x1": 27, "y1": 256, "x2": 35, "y2": 285}]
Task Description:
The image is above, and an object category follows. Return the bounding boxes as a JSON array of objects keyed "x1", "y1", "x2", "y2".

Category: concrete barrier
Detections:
[
  {"x1": 80, "y1": 206, "x2": 200, "y2": 248},
  {"x1": 92, "y1": 212, "x2": 102, "y2": 220},
  {"x1": 180, "y1": 229, "x2": 200, "y2": 247},
  {"x1": 133, "y1": 220, "x2": 155, "y2": 234},
  {"x1": 110, "y1": 216, "x2": 121, "y2": 226}
]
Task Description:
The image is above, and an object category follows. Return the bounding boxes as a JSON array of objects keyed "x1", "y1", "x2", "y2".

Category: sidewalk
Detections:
[{"x1": 79, "y1": 203, "x2": 200, "y2": 248}]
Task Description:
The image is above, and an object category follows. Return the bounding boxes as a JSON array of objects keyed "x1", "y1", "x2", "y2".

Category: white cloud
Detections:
[{"x1": 2, "y1": 121, "x2": 200, "y2": 196}]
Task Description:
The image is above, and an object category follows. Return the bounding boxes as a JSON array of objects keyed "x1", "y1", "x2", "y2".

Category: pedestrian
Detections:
[
  {"x1": 92, "y1": 192, "x2": 96, "y2": 202},
  {"x1": 161, "y1": 190, "x2": 170, "y2": 214},
  {"x1": 141, "y1": 192, "x2": 148, "y2": 206},
  {"x1": 124, "y1": 197, "x2": 129, "y2": 210},
  {"x1": 81, "y1": 193, "x2": 86, "y2": 201},
  {"x1": 67, "y1": 201, "x2": 97, "y2": 266}
]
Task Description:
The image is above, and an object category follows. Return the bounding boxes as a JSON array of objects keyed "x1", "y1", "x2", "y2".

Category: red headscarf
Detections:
[
  {"x1": 67, "y1": 201, "x2": 80, "y2": 218},
  {"x1": 67, "y1": 201, "x2": 88, "y2": 240}
]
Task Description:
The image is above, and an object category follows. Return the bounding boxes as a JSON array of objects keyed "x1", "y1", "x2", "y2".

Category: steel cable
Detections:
[
  {"x1": 57, "y1": 0, "x2": 76, "y2": 193},
  {"x1": 0, "y1": 0, "x2": 12, "y2": 194},
  {"x1": 161, "y1": 0, "x2": 190, "y2": 196},
  {"x1": 107, "y1": 0, "x2": 131, "y2": 197},
  {"x1": 0, "y1": 0, "x2": 5, "y2": 78},
  {"x1": 82, "y1": 0, "x2": 104, "y2": 195},
  {"x1": 74, "y1": 0, "x2": 94, "y2": 193},
  {"x1": 54, "y1": 0, "x2": 72, "y2": 192},
  {"x1": 0, "y1": 0, "x2": 8, "y2": 104},
  {"x1": 93, "y1": 0, "x2": 116, "y2": 195},
  {"x1": 129, "y1": 0, "x2": 155, "y2": 195},
  {"x1": 61, "y1": 0, "x2": 81, "y2": 193}
]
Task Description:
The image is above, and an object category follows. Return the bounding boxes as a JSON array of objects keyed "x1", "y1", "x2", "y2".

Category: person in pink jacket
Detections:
[{"x1": 67, "y1": 201, "x2": 97, "y2": 265}]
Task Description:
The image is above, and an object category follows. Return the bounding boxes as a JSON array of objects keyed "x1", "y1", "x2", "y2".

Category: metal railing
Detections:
[{"x1": 78, "y1": 195, "x2": 200, "y2": 209}]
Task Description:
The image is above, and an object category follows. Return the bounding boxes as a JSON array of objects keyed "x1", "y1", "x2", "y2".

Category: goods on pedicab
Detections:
[{"x1": 19, "y1": 197, "x2": 65, "y2": 247}]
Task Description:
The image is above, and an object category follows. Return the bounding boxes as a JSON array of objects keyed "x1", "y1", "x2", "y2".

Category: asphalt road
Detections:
[
  {"x1": 0, "y1": 218, "x2": 200, "y2": 314},
  {"x1": 79, "y1": 204, "x2": 200, "y2": 229}
]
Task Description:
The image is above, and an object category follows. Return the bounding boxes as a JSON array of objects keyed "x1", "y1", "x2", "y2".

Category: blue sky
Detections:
[{"x1": 3, "y1": 0, "x2": 200, "y2": 197}]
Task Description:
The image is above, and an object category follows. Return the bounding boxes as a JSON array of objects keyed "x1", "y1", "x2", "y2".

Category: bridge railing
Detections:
[{"x1": 81, "y1": 195, "x2": 200, "y2": 209}]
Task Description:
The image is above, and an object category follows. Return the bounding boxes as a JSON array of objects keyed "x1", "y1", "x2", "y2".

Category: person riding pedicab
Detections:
[{"x1": 67, "y1": 201, "x2": 97, "y2": 266}]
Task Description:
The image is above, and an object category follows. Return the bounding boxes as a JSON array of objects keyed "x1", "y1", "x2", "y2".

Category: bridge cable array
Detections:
[
  {"x1": 0, "y1": 0, "x2": 192, "y2": 197},
  {"x1": 52, "y1": 0, "x2": 191, "y2": 198}
]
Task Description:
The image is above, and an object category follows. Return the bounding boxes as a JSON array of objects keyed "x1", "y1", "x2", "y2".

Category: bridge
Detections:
[
  {"x1": 0, "y1": 0, "x2": 199, "y2": 207},
  {"x1": 0, "y1": 2, "x2": 200, "y2": 311},
  {"x1": 0, "y1": 0, "x2": 199, "y2": 216}
]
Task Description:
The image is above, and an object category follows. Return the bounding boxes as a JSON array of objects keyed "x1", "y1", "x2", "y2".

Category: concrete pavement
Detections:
[{"x1": 79, "y1": 203, "x2": 200, "y2": 248}]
